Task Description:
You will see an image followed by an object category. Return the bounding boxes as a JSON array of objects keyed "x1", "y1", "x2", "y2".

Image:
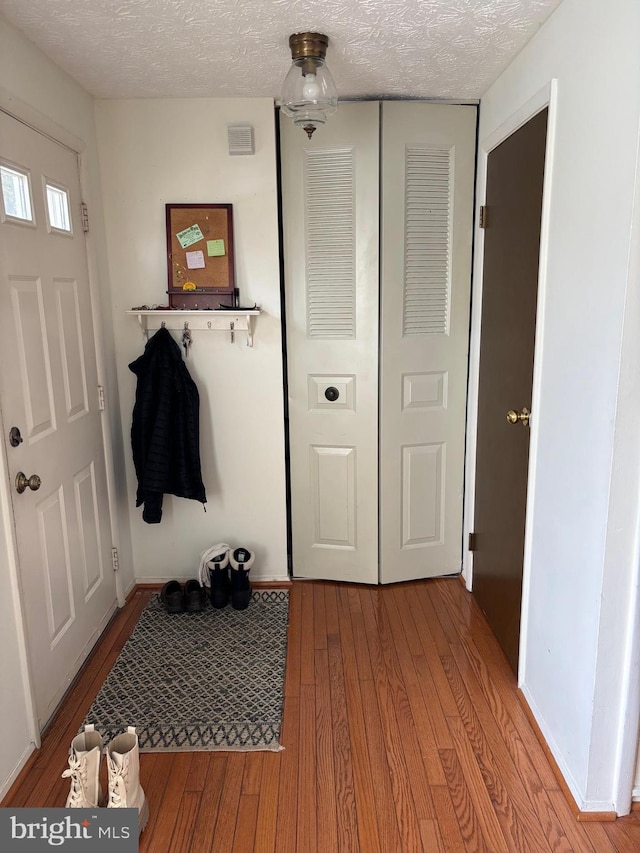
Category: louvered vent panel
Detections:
[
  {"x1": 403, "y1": 147, "x2": 452, "y2": 336},
  {"x1": 305, "y1": 148, "x2": 355, "y2": 338}
]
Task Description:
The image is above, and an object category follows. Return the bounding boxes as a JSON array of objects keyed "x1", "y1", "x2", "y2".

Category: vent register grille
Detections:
[{"x1": 302, "y1": 145, "x2": 453, "y2": 339}]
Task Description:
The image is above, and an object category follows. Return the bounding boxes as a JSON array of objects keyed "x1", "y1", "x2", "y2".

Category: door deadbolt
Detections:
[
  {"x1": 15, "y1": 472, "x2": 41, "y2": 494},
  {"x1": 506, "y1": 407, "x2": 530, "y2": 427},
  {"x1": 9, "y1": 426, "x2": 23, "y2": 447},
  {"x1": 324, "y1": 386, "x2": 340, "y2": 402}
]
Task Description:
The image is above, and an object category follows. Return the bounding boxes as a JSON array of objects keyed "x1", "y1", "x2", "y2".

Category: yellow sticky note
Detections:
[{"x1": 207, "y1": 239, "x2": 226, "y2": 257}]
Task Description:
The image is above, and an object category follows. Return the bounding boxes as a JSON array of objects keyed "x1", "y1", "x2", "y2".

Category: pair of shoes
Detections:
[
  {"x1": 160, "y1": 579, "x2": 205, "y2": 613},
  {"x1": 207, "y1": 547, "x2": 254, "y2": 610},
  {"x1": 62, "y1": 724, "x2": 149, "y2": 834}
]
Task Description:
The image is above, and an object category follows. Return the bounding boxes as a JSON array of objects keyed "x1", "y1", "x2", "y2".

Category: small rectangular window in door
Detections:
[
  {"x1": 0, "y1": 161, "x2": 34, "y2": 224},
  {"x1": 45, "y1": 180, "x2": 72, "y2": 234}
]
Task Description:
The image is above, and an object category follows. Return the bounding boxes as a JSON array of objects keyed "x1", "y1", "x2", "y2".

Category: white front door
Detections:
[
  {"x1": 379, "y1": 102, "x2": 476, "y2": 582},
  {"x1": 0, "y1": 111, "x2": 117, "y2": 728},
  {"x1": 281, "y1": 102, "x2": 379, "y2": 582}
]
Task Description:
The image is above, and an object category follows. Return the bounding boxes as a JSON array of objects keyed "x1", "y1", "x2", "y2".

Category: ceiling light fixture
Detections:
[{"x1": 280, "y1": 32, "x2": 338, "y2": 139}]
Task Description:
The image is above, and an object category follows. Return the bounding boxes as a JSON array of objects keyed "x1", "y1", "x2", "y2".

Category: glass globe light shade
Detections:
[{"x1": 280, "y1": 56, "x2": 338, "y2": 138}]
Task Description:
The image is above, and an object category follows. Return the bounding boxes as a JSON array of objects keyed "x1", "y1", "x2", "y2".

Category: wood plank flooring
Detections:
[{"x1": 4, "y1": 578, "x2": 640, "y2": 851}]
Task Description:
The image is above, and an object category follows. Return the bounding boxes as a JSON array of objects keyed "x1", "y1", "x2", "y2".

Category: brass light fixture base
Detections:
[{"x1": 289, "y1": 32, "x2": 329, "y2": 61}]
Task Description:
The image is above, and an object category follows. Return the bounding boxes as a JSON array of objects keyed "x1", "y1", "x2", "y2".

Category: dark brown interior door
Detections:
[{"x1": 472, "y1": 108, "x2": 548, "y2": 673}]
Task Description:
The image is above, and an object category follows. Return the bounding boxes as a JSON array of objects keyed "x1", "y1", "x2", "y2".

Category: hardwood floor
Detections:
[{"x1": 4, "y1": 578, "x2": 640, "y2": 851}]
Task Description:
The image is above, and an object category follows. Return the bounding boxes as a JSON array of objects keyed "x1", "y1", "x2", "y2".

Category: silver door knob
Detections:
[{"x1": 15, "y1": 472, "x2": 41, "y2": 494}]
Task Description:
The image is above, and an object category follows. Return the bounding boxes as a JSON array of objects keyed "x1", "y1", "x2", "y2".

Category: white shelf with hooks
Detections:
[{"x1": 127, "y1": 308, "x2": 261, "y2": 347}]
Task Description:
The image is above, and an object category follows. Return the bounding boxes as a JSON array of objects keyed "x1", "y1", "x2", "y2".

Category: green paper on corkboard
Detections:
[
  {"x1": 176, "y1": 224, "x2": 204, "y2": 249},
  {"x1": 207, "y1": 239, "x2": 226, "y2": 257}
]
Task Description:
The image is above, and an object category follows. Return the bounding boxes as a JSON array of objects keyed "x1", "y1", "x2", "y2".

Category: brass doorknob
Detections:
[
  {"x1": 15, "y1": 472, "x2": 42, "y2": 494},
  {"x1": 506, "y1": 407, "x2": 530, "y2": 427}
]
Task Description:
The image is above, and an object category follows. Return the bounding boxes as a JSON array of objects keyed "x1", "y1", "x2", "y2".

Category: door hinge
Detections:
[
  {"x1": 81, "y1": 202, "x2": 89, "y2": 233},
  {"x1": 468, "y1": 532, "x2": 477, "y2": 551},
  {"x1": 111, "y1": 547, "x2": 120, "y2": 572},
  {"x1": 479, "y1": 205, "x2": 488, "y2": 229},
  {"x1": 98, "y1": 385, "x2": 105, "y2": 410}
]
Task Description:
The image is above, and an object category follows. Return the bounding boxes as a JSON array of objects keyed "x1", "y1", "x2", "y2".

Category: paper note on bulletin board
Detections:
[
  {"x1": 186, "y1": 250, "x2": 206, "y2": 269},
  {"x1": 176, "y1": 224, "x2": 204, "y2": 249}
]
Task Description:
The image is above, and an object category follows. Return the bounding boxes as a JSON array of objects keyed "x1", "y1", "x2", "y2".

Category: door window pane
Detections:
[
  {"x1": 45, "y1": 182, "x2": 72, "y2": 232},
  {"x1": 1, "y1": 164, "x2": 33, "y2": 222}
]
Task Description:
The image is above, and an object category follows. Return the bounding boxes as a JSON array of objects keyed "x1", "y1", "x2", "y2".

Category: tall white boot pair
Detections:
[{"x1": 62, "y1": 724, "x2": 149, "y2": 832}]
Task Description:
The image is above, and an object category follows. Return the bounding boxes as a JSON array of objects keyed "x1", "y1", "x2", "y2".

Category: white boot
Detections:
[
  {"x1": 106, "y1": 726, "x2": 149, "y2": 833},
  {"x1": 62, "y1": 724, "x2": 103, "y2": 808}
]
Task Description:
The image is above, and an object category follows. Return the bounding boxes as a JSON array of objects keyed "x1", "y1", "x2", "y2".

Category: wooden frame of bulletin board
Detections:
[{"x1": 166, "y1": 203, "x2": 236, "y2": 309}]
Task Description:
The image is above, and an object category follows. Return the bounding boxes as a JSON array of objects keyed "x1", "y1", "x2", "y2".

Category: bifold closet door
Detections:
[
  {"x1": 280, "y1": 102, "x2": 379, "y2": 582},
  {"x1": 379, "y1": 102, "x2": 476, "y2": 583},
  {"x1": 281, "y1": 101, "x2": 476, "y2": 584}
]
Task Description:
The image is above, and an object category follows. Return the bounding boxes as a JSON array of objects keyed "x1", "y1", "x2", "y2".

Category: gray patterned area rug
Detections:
[{"x1": 84, "y1": 589, "x2": 289, "y2": 752}]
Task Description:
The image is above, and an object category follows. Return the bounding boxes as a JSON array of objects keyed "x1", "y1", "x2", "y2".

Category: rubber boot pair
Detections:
[
  {"x1": 62, "y1": 724, "x2": 149, "y2": 834},
  {"x1": 207, "y1": 547, "x2": 254, "y2": 610}
]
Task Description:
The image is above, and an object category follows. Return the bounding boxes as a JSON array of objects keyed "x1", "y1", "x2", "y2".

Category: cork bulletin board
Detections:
[{"x1": 166, "y1": 203, "x2": 236, "y2": 309}]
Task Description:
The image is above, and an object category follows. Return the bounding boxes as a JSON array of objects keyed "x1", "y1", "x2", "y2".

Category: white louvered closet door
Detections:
[
  {"x1": 379, "y1": 102, "x2": 476, "y2": 582},
  {"x1": 281, "y1": 102, "x2": 379, "y2": 582}
]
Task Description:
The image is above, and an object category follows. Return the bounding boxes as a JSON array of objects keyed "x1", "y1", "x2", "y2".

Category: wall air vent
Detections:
[{"x1": 227, "y1": 124, "x2": 255, "y2": 156}]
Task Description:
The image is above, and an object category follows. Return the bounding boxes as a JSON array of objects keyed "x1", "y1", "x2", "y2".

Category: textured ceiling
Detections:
[{"x1": 0, "y1": 0, "x2": 563, "y2": 101}]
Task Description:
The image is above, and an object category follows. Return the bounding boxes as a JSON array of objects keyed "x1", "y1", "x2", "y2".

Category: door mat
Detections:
[{"x1": 84, "y1": 589, "x2": 289, "y2": 751}]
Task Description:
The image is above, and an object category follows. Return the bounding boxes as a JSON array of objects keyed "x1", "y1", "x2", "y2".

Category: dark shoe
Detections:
[
  {"x1": 229, "y1": 547, "x2": 254, "y2": 610},
  {"x1": 184, "y1": 579, "x2": 205, "y2": 612},
  {"x1": 160, "y1": 580, "x2": 183, "y2": 613},
  {"x1": 208, "y1": 550, "x2": 230, "y2": 609}
]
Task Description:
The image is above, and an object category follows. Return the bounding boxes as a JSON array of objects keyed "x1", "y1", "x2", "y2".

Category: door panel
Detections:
[
  {"x1": 310, "y1": 445, "x2": 357, "y2": 548},
  {"x1": 56, "y1": 279, "x2": 89, "y2": 420},
  {"x1": 472, "y1": 108, "x2": 548, "y2": 673},
  {"x1": 380, "y1": 102, "x2": 476, "y2": 583},
  {"x1": 0, "y1": 110, "x2": 116, "y2": 727},
  {"x1": 281, "y1": 102, "x2": 379, "y2": 582},
  {"x1": 401, "y1": 442, "x2": 444, "y2": 547}
]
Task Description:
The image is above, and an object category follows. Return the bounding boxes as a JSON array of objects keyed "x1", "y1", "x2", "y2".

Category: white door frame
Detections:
[
  {"x1": 0, "y1": 90, "x2": 123, "y2": 748},
  {"x1": 464, "y1": 76, "x2": 640, "y2": 812},
  {"x1": 462, "y1": 79, "x2": 558, "y2": 682}
]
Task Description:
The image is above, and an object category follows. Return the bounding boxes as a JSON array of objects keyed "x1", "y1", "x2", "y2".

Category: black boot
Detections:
[
  {"x1": 207, "y1": 551, "x2": 230, "y2": 608},
  {"x1": 229, "y1": 547, "x2": 254, "y2": 610}
]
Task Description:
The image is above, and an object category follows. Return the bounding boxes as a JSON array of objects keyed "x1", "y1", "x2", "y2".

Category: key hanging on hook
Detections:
[{"x1": 182, "y1": 322, "x2": 192, "y2": 357}]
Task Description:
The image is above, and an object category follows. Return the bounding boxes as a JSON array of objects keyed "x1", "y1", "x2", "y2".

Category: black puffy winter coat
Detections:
[{"x1": 129, "y1": 327, "x2": 206, "y2": 523}]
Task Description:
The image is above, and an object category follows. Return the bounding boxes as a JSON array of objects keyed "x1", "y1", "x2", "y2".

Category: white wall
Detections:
[
  {"x1": 0, "y1": 13, "x2": 132, "y2": 795},
  {"x1": 467, "y1": 0, "x2": 640, "y2": 812},
  {"x1": 95, "y1": 99, "x2": 288, "y2": 582}
]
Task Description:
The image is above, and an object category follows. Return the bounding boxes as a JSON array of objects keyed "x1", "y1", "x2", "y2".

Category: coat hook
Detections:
[
  {"x1": 230, "y1": 321, "x2": 235, "y2": 344},
  {"x1": 182, "y1": 322, "x2": 192, "y2": 356}
]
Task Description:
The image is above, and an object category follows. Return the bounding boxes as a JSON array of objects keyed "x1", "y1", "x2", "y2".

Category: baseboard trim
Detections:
[
  {"x1": 517, "y1": 689, "x2": 617, "y2": 822},
  {"x1": 0, "y1": 744, "x2": 36, "y2": 804}
]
